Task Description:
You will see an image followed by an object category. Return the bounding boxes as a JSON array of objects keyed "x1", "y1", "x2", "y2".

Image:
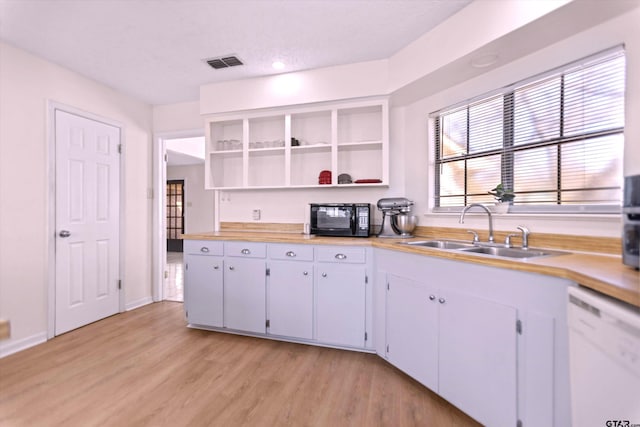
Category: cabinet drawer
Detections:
[
  {"x1": 225, "y1": 241, "x2": 267, "y2": 258},
  {"x1": 184, "y1": 240, "x2": 224, "y2": 256},
  {"x1": 268, "y1": 244, "x2": 314, "y2": 261},
  {"x1": 316, "y1": 246, "x2": 366, "y2": 264}
]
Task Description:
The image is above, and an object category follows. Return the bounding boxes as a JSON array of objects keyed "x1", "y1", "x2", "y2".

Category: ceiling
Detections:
[{"x1": 0, "y1": 0, "x2": 472, "y2": 106}]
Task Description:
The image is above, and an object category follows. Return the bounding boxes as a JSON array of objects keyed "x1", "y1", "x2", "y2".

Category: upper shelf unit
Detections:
[{"x1": 204, "y1": 97, "x2": 389, "y2": 190}]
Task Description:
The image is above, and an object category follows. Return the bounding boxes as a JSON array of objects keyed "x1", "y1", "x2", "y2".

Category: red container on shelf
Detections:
[{"x1": 318, "y1": 170, "x2": 332, "y2": 185}]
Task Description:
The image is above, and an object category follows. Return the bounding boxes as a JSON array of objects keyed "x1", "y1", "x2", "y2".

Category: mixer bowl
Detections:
[{"x1": 393, "y1": 214, "x2": 417, "y2": 235}]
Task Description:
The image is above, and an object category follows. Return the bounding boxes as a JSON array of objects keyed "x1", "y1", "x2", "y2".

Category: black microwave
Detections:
[{"x1": 310, "y1": 203, "x2": 371, "y2": 237}]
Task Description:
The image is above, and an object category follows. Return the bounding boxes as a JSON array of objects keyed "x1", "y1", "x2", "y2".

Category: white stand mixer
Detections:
[{"x1": 377, "y1": 198, "x2": 417, "y2": 238}]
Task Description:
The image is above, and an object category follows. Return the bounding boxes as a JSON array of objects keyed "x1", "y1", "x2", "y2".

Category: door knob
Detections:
[{"x1": 59, "y1": 230, "x2": 71, "y2": 238}]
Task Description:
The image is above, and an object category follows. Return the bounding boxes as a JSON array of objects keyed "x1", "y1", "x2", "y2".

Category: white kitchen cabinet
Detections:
[
  {"x1": 385, "y1": 274, "x2": 438, "y2": 390},
  {"x1": 184, "y1": 241, "x2": 224, "y2": 328},
  {"x1": 223, "y1": 242, "x2": 267, "y2": 334},
  {"x1": 316, "y1": 246, "x2": 367, "y2": 348},
  {"x1": 376, "y1": 248, "x2": 572, "y2": 427},
  {"x1": 267, "y1": 244, "x2": 314, "y2": 340},
  {"x1": 438, "y1": 288, "x2": 517, "y2": 427},
  {"x1": 184, "y1": 254, "x2": 224, "y2": 327},
  {"x1": 268, "y1": 260, "x2": 314, "y2": 339},
  {"x1": 204, "y1": 97, "x2": 388, "y2": 189},
  {"x1": 385, "y1": 273, "x2": 517, "y2": 427}
]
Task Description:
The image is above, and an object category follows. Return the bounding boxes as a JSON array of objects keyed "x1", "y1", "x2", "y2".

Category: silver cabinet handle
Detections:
[
  {"x1": 286, "y1": 251, "x2": 296, "y2": 257},
  {"x1": 439, "y1": 298, "x2": 446, "y2": 304},
  {"x1": 335, "y1": 253, "x2": 347, "y2": 260},
  {"x1": 229, "y1": 266, "x2": 235, "y2": 271},
  {"x1": 241, "y1": 248, "x2": 251, "y2": 255},
  {"x1": 322, "y1": 272, "x2": 327, "y2": 278},
  {"x1": 429, "y1": 295, "x2": 436, "y2": 301},
  {"x1": 59, "y1": 230, "x2": 71, "y2": 238},
  {"x1": 213, "y1": 265, "x2": 219, "y2": 270},
  {"x1": 200, "y1": 247, "x2": 209, "y2": 253},
  {"x1": 303, "y1": 271, "x2": 308, "y2": 276}
]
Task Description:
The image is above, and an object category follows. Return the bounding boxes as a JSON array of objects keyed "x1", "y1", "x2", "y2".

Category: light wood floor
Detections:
[{"x1": 0, "y1": 302, "x2": 481, "y2": 427}]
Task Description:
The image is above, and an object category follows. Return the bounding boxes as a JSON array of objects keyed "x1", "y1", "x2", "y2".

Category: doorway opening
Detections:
[{"x1": 153, "y1": 131, "x2": 210, "y2": 304}]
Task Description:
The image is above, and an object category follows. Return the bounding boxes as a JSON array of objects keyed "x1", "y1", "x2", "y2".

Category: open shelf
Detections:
[{"x1": 204, "y1": 97, "x2": 388, "y2": 190}]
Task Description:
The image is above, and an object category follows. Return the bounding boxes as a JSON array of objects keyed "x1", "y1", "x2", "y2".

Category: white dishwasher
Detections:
[{"x1": 568, "y1": 286, "x2": 640, "y2": 427}]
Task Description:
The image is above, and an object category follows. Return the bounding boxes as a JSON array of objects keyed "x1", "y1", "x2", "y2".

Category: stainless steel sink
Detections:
[
  {"x1": 404, "y1": 240, "x2": 475, "y2": 250},
  {"x1": 457, "y1": 246, "x2": 566, "y2": 259},
  {"x1": 400, "y1": 239, "x2": 567, "y2": 259}
]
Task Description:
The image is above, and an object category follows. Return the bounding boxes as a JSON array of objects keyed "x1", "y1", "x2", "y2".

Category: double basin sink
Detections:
[{"x1": 400, "y1": 239, "x2": 568, "y2": 260}]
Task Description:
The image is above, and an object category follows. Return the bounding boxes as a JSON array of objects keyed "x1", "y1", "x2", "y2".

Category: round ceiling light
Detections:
[
  {"x1": 471, "y1": 54, "x2": 499, "y2": 69},
  {"x1": 272, "y1": 61, "x2": 285, "y2": 70}
]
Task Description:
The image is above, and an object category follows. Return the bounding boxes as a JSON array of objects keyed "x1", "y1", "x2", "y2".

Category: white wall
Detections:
[
  {"x1": 0, "y1": 41, "x2": 153, "y2": 352},
  {"x1": 399, "y1": 6, "x2": 640, "y2": 237},
  {"x1": 166, "y1": 164, "x2": 214, "y2": 234}
]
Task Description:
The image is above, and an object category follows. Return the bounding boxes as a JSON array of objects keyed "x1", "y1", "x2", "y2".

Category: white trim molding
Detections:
[{"x1": 0, "y1": 332, "x2": 47, "y2": 358}]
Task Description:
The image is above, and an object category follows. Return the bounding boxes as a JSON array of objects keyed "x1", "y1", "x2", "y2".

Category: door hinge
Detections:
[
  {"x1": 517, "y1": 419, "x2": 523, "y2": 427},
  {"x1": 266, "y1": 267, "x2": 270, "y2": 276},
  {"x1": 118, "y1": 279, "x2": 122, "y2": 290},
  {"x1": 516, "y1": 319, "x2": 523, "y2": 335},
  {"x1": 185, "y1": 263, "x2": 188, "y2": 270},
  {"x1": 387, "y1": 282, "x2": 390, "y2": 290},
  {"x1": 266, "y1": 319, "x2": 270, "y2": 328},
  {"x1": 164, "y1": 270, "x2": 169, "y2": 279},
  {"x1": 364, "y1": 332, "x2": 368, "y2": 341},
  {"x1": 118, "y1": 144, "x2": 122, "y2": 154},
  {"x1": 365, "y1": 275, "x2": 368, "y2": 284},
  {"x1": 164, "y1": 153, "x2": 168, "y2": 162},
  {"x1": 386, "y1": 344, "x2": 389, "y2": 353}
]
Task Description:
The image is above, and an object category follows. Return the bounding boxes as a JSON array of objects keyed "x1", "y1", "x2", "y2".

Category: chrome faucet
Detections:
[
  {"x1": 517, "y1": 225, "x2": 530, "y2": 249},
  {"x1": 459, "y1": 203, "x2": 494, "y2": 243}
]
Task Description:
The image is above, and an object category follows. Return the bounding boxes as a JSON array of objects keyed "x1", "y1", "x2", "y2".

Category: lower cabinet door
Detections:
[
  {"x1": 224, "y1": 257, "x2": 266, "y2": 333},
  {"x1": 438, "y1": 289, "x2": 517, "y2": 427},
  {"x1": 184, "y1": 254, "x2": 223, "y2": 327},
  {"x1": 268, "y1": 260, "x2": 313, "y2": 340},
  {"x1": 316, "y1": 264, "x2": 366, "y2": 348},
  {"x1": 386, "y1": 274, "x2": 438, "y2": 391}
]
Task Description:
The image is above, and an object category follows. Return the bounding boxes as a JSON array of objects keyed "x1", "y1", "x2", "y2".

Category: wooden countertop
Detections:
[{"x1": 182, "y1": 231, "x2": 640, "y2": 308}]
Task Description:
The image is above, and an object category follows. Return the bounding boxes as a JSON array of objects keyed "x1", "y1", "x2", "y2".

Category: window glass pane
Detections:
[
  {"x1": 469, "y1": 97, "x2": 503, "y2": 153},
  {"x1": 441, "y1": 109, "x2": 467, "y2": 158},
  {"x1": 513, "y1": 147, "x2": 558, "y2": 202},
  {"x1": 467, "y1": 155, "x2": 501, "y2": 195},
  {"x1": 560, "y1": 135, "x2": 623, "y2": 199},
  {"x1": 514, "y1": 77, "x2": 560, "y2": 145},
  {"x1": 563, "y1": 56, "x2": 625, "y2": 136},
  {"x1": 439, "y1": 161, "x2": 466, "y2": 198},
  {"x1": 439, "y1": 195, "x2": 466, "y2": 207}
]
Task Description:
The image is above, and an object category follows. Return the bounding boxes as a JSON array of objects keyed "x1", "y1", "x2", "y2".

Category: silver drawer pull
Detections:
[
  {"x1": 213, "y1": 265, "x2": 219, "y2": 270},
  {"x1": 429, "y1": 295, "x2": 436, "y2": 301},
  {"x1": 303, "y1": 271, "x2": 308, "y2": 276},
  {"x1": 286, "y1": 251, "x2": 296, "y2": 257},
  {"x1": 439, "y1": 298, "x2": 446, "y2": 304},
  {"x1": 335, "y1": 253, "x2": 347, "y2": 260},
  {"x1": 322, "y1": 272, "x2": 327, "y2": 278},
  {"x1": 200, "y1": 247, "x2": 209, "y2": 253},
  {"x1": 229, "y1": 266, "x2": 235, "y2": 271},
  {"x1": 241, "y1": 248, "x2": 251, "y2": 255}
]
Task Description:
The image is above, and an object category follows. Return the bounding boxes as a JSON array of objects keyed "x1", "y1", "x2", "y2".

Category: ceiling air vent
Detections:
[{"x1": 205, "y1": 55, "x2": 244, "y2": 69}]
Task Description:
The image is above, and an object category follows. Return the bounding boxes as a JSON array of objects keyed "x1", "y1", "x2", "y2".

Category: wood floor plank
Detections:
[{"x1": 0, "y1": 302, "x2": 481, "y2": 427}]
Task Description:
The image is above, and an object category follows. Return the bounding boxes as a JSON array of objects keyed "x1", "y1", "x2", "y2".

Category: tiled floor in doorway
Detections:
[{"x1": 165, "y1": 252, "x2": 184, "y2": 302}]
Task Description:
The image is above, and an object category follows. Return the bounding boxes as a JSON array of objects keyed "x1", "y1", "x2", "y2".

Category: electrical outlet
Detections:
[{"x1": 253, "y1": 209, "x2": 261, "y2": 220}]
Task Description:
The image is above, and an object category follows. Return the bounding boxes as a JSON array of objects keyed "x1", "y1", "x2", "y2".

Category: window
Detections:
[{"x1": 433, "y1": 47, "x2": 625, "y2": 213}]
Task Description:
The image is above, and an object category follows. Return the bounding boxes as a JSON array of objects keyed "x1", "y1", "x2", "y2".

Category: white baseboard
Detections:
[
  {"x1": 0, "y1": 331, "x2": 47, "y2": 358},
  {"x1": 125, "y1": 296, "x2": 153, "y2": 311}
]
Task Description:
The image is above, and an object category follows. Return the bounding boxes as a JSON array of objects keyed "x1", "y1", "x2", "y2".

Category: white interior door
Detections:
[{"x1": 55, "y1": 109, "x2": 120, "y2": 335}]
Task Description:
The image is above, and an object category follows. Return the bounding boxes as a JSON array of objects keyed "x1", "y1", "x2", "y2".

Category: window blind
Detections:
[{"x1": 433, "y1": 47, "x2": 625, "y2": 212}]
